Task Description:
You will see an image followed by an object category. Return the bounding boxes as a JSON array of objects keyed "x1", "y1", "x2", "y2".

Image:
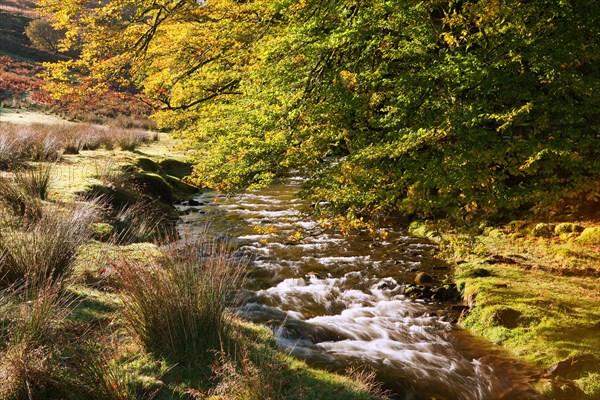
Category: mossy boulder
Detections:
[
  {"x1": 555, "y1": 223, "x2": 585, "y2": 235},
  {"x1": 576, "y1": 227, "x2": 600, "y2": 245},
  {"x1": 132, "y1": 173, "x2": 175, "y2": 203},
  {"x1": 159, "y1": 159, "x2": 193, "y2": 179},
  {"x1": 136, "y1": 157, "x2": 161, "y2": 173},
  {"x1": 531, "y1": 223, "x2": 555, "y2": 238},
  {"x1": 163, "y1": 174, "x2": 198, "y2": 198},
  {"x1": 506, "y1": 220, "x2": 528, "y2": 233}
]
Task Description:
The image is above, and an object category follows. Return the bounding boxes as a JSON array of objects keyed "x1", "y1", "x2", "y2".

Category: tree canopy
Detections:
[{"x1": 39, "y1": 0, "x2": 600, "y2": 225}]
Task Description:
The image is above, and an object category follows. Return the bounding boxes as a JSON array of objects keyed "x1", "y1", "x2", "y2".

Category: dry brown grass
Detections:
[{"x1": 0, "y1": 123, "x2": 152, "y2": 167}]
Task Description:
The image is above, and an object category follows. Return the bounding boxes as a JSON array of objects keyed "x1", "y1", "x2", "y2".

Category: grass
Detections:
[
  {"x1": 0, "y1": 202, "x2": 98, "y2": 285},
  {"x1": 114, "y1": 234, "x2": 245, "y2": 364},
  {"x1": 0, "y1": 278, "x2": 73, "y2": 400},
  {"x1": 0, "y1": 122, "x2": 153, "y2": 165},
  {"x1": 13, "y1": 162, "x2": 53, "y2": 200}
]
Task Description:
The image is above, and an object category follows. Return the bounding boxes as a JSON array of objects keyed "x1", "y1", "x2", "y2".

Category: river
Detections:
[{"x1": 176, "y1": 179, "x2": 543, "y2": 400}]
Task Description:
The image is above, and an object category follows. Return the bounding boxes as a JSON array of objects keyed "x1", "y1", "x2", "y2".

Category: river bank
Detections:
[
  {"x1": 0, "y1": 116, "x2": 384, "y2": 399},
  {"x1": 409, "y1": 221, "x2": 600, "y2": 399},
  {"x1": 2, "y1": 111, "x2": 598, "y2": 399}
]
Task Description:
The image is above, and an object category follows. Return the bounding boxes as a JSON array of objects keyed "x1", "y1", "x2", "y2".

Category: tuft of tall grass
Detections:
[
  {"x1": 209, "y1": 341, "x2": 287, "y2": 399},
  {"x1": 0, "y1": 279, "x2": 72, "y2": 400},
  {"x1": 112, "y1": 201, "x2": 167, "y2": 244},
  {"x1": 0, "y1": 163, "x2": 52, "y2": 222},
  {"x1": 0, "y1": 202, "x2": 98, "y2": 285},
  {"x1": 13, "y1": 163, "x2": 53, "y2": 200},
  {"x1": 0, "y1": 135, "x2": 19, "y2": 169},
  {"x1": 113, "y1": 129, "x2": 149, "y2": 151},
  {"x1": 0, "y1": 176, "x2": 43, "y2": 222},
  {"x1": 114, "y1": 233, "x2": 245, "y2": 364}
]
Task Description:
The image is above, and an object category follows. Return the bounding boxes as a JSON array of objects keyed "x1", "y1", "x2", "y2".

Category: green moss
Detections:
[
  {"x1": 89, "y1": 222, "x2": 114, "y2": 241},
  {"x1": 555, "y1": 223, "x2": 585, "y2": 235},
  {"x1": 576, "y1": 227, "x2": 600, "y2": 246},
  {"x1": 531, "y1": 223, "x2": 555, "y2": 238},
  {"x1": 578, "y1": 372, "x2": 600, "y2": 398}
]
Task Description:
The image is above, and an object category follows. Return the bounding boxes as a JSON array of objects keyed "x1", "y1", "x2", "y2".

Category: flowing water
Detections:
[{"x1": 176, "y1": 179, "x2": 543, "y2": 400}]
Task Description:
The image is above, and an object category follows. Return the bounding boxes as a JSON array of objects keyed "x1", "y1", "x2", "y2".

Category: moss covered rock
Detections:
[
  {"x1": 414, "y1": 272, "x2": 434, "y2": 284},
  {"x1": 159, "y1": 159, "x2": 193, "y2": 179},
  {"x1": 136, "y1": 157, "x2": 161, "y2": 173},
  {"x1": 132, "y1": 173, "x2": 175, "y2": 203},
  {"x1": 555, "y1": 223, "x2": 585, "y2": 235},
  {"x1": 163, "y1": 174, "x2": 198, "y2": 198},
  {"x1": 463, "y1": 268, "x2": 492, "y2": 278},
  {"x1": 576, "y1": 227, "x2": 600, "y2": 245},
  {"x1": 532, "y1": 223, "x2": 555, "y2": 238},
  {"x1": 484, "y1": 307, "x2": 523, "y2": 329}
]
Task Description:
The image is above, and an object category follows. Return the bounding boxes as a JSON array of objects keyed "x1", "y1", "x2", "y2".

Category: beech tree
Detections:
[{"x1": 39, "y1": 0, "x2": 600, "y2": 224}]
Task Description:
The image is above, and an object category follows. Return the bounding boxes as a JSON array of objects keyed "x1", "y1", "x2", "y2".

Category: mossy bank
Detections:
[{"x1": 409, "y1": 220, "x2": 600, "y2": 399}]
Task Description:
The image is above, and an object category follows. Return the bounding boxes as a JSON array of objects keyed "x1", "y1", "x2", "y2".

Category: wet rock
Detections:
[
  {"x1": 304, "y1": 272, "x2": 328, "y2": 280},
  {"x1": 415, "y1": 272, "x2": 434, "y2": 284},
  {"x1": 409, "y1": 267, "x2": 419, "y2": 272},
  {"x1": 547, "y1": 354, "x2": 597, "y2": 378},
  {"x1": 491, "y1": 308, "x2": 522, "y2": 329},
  {"x1": 428, "y1": 312, "x2": 438, "y2": 317},
  {"x1": 431, "y1": 284, "x2": 461, "y2": 301},
  {"x1": 417, "y1": 286, "x2": 433, "y2": 300},
  {"x1": 451, "y1": 305, "x2": 470, "y2": 312},
  {"x1": 431, "y1": 287, "x2": 448, "y2": 301},
  {"x1": 197, "y1": 210, "x2": 206, "y2": 215},
  {"x1": 377, "y1": 281, "x2": 397, "y2": 290},
  {"x1": 188, "y1": 199, "x2": 201, "y2": 206},
  {"x1": 433, "y1": 265, "x2": 449, "y2": 270}
]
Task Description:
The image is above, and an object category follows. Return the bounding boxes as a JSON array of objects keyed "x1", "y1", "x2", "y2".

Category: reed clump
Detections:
[
  {"x1": 0, "y1": 279, "x2": 72, "y2": 400},
  {"x1": 114, "y1": 234, "x2": 245, "y2": 364},
  {"x1": 0, "y1": 202, "x2": 98, "y2": 286}
]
